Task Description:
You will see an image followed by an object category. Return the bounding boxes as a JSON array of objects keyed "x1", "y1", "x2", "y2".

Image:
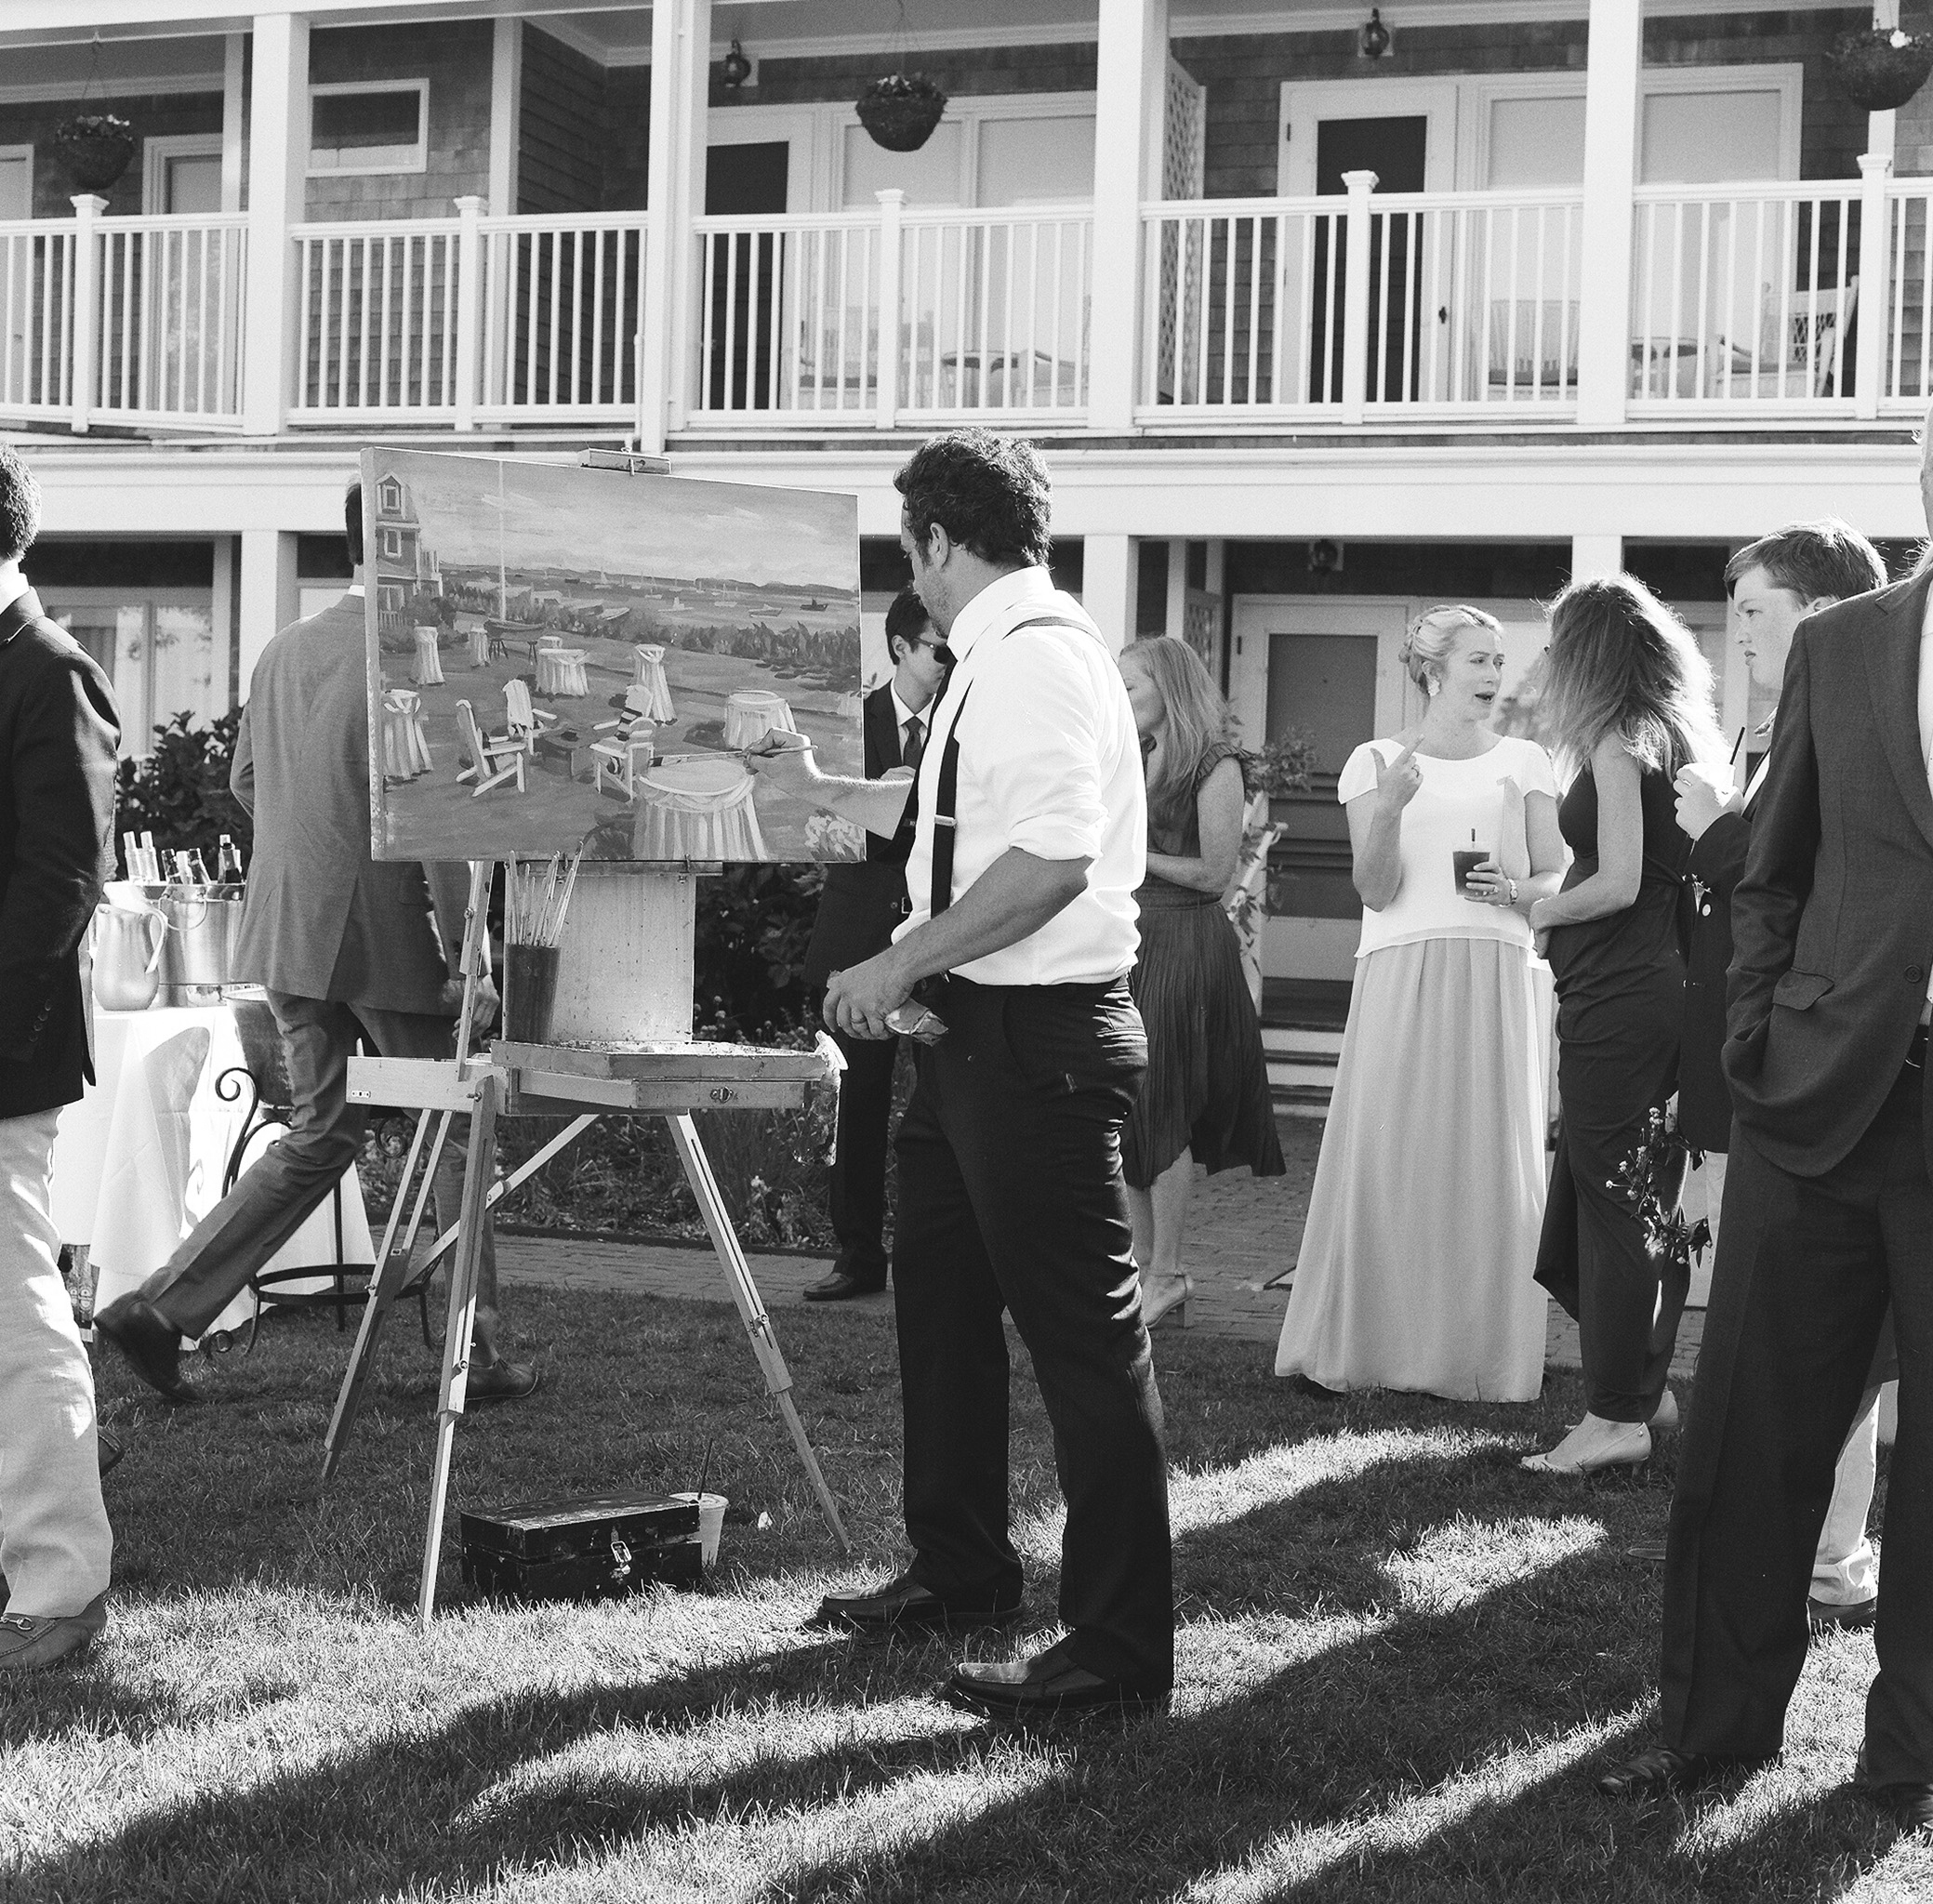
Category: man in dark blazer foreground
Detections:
[
  {"x1": 1667, "y1": 521, "x2": 1890, "y2": 1629},
  {"x1": 801, "y1": 586, "x2": 947, "y2": 1302},
  {"x1": 1603, "y1": 479, "x2": 1933, "y2": 1829},
  {"x1": 97, "y1": 485, "x2": 535, "y2": 1407},
  {"x1": 0, "y1": 444, "x2": 122, "y2": 1671}
]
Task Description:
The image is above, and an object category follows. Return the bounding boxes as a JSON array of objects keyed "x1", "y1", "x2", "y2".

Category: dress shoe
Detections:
[
  {"x1": 804, "y1": 1268, "x2": 887, "y2": 1303},
  {"x1": 1809, "y1": 1593, "x2": 1878, "y2": 1635},
  {"x1": 1597, "y1": 1744, "x2": 1761, "y2": 1799},
  {"x1": 466, "y1": 1358, "x2": 539, "y2": 1406},
  {"x1": 93, "y1": 1295, "x2": 199, "y2": 1405},
  {"x1": 815, "y1": 1569, "x2": 1019, "y2": 1633},
  {"x1": 945, "y1": 1639, "x2": 1171, "y2": 1725},
  {"x1": 0, "y1": 1593, "x2": 106, "y2": 1673},
  {"x1": 1142, "y1": 1273, "x2": 1193, "y2": 1330},
  {"x1": 1856, "y1": 1745, "x2": 1933, "y2": 1834}
]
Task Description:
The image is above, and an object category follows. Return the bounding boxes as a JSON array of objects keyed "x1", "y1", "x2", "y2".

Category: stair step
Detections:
[
  {"x1": 1268, "y1": 1059, "x2": 1337, "y2": 1091},
  {"x1": 1263, "y1": 1026, "x2": 1344, "y2": 1059},
  {"x1": 1272, "y1": 1084, "x2": 1332, "y2": 1120}
]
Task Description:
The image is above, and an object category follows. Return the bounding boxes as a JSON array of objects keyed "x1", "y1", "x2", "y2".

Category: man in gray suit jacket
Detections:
[
  {"x1": 97, "y1": 485, "x2": 536, "y2": 1407},
  {"x1": 1601, "y1": 478, "x2": 1933, "y2": 1829}
]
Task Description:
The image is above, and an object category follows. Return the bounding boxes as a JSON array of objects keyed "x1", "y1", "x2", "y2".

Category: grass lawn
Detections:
[{"x1": 7, "y1": 1287, "x2": 1927, "y2": 1903}]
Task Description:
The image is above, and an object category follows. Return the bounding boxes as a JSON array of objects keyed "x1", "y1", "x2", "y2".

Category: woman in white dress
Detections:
[{"x1": 1275, "y1": 605, "x2": 1567, "y2": 1401}]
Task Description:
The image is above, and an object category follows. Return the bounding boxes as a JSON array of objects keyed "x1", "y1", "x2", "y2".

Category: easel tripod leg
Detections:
[
  {"x1": 322, "y1": 1107, "x2": 457, "y2": 1485},
  {"x1": 417, "y1": 1073, "x2": 501, "y2": 1629},
  {"x1": 667, "y1": 1114, "x2": 851, "y2": 1557}
]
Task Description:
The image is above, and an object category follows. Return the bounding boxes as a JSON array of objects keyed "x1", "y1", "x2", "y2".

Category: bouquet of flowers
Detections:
[{"x1": 1609, "y1": 1104, "x2": 1708, "y2": 1268}]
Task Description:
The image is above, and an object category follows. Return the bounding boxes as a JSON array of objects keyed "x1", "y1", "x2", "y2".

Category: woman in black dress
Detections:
[
  {"x1": 1117, "y1": 637, "x2": 1284, "y2": 1329},
  {"x1": 1522, "y1": 575, "x2": 1725, "y2": 1473}
]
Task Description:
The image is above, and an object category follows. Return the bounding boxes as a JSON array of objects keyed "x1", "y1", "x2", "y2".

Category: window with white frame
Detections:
[
  {"x1": 379, "y1": 527, "x2": 403, "y2": 560},
  {"x1": 309, "y1": 80, "x2": 429, "y2": 176}
]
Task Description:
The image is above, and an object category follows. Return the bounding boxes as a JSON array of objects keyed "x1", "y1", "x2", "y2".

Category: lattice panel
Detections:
[{"x1": 1156, "y1": 56, "x2": 1209, "y2": 404}]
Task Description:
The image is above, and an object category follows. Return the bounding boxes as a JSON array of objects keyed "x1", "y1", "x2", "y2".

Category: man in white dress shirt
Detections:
[
  {"x1": 1601, "y1": 444, "x2": 1933, "y2": 1828},
  {"x1": 752, "y1": 430, "x2": 1172, "y2": 1721}
]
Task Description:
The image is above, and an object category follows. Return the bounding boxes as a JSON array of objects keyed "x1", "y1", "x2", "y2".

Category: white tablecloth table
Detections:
[
  {"x1": 633, "y1": 757, "x2": 767, "y2": 859},
  {"x1": 52, "y1": 1006, "x2": 375, "y2": 1341},
  {"x1": 412, "y1": 628, "x2": 445, "y2": 687},
  {"x1": 630, "y1": 644, "x2": 677, "y2": 721},
  {"x1": 536, "y1": 648, "x2": 589, "y2": 696},
  {"x1": 382, "y1": 689, "x2": 433, "y2": 780},
  {"x1": 722, "y1": 689, "x2": 797, "y2": 750}
]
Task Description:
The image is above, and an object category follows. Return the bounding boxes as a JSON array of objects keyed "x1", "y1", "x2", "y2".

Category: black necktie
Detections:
[{"x1": 902, "y1": 715, "x2": 925, "y2": 772}]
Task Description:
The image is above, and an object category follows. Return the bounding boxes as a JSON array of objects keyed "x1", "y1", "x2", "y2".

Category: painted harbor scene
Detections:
[{"x1": 364, "y1": 447, "x2": 865, "y2": 865}]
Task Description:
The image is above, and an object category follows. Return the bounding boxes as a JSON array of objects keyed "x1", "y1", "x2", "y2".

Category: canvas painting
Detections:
[{"x1": 364, "y1": 448, "x2": 865, "y2": 864}]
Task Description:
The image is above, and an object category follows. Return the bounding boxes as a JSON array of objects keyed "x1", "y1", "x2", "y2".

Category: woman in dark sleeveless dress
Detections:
[
  {"x1": 1117, "y1": 637, "x2": 1284, "y2": 1329},
  {"x1": 1521, "y1": 575, "x2": 1725, "y2": 1473}
]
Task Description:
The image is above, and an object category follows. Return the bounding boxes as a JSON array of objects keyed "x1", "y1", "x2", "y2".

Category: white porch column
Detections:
[
  {"x1": 638, "y1": 0, "x2": 712, "y2": 454},
  {"x1": 488, "y1": 16, "x2": 523, "y2": 217},
  {"x1": 220, "y1": 33, "x2": 245, "y2": 211},
  {"x1": 242, "y1": 12, "x2": 309, "y2": 437},
  {"x1": 1569, "y1": 533, "x2": 1623, "y2": 582},
  {"x1": 211, "y1": 534, "x2": 238, "y2": 706},
  {"x1": 1083, "y1": 533, "x2": 1136, "y2": 655},
  {"x1": 1574, "y1": 0, "x2": 1642, "y2": 430},
  {"x1": 1089, "y1": 0, "x2": 1169, "y2": 432},
  {"x1": 237, "y1": 529, "x2": 298, "y2": 694},
  {"x1": 1164, "y1": 536, "x2": 1187, "y2": 638}
]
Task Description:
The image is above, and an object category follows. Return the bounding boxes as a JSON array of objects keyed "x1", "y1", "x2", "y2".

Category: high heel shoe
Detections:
[
  {"x1": 1142, "y1": 1273, "x2": 1194, "y2": 1330},
  {"x1": 1520, "y1": 1421, "x2": 1651, "y2": 1474}
]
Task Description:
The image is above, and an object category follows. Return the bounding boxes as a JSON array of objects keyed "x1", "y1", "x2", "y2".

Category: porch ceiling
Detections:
[{"x1": 2, "y1": 0, "x2": 1835, "y2": 57}]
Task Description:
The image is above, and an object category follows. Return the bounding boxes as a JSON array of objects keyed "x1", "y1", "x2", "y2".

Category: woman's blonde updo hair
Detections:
[{"x1": 1398, "y1": 603, "x2": 1502, "y2": 696}]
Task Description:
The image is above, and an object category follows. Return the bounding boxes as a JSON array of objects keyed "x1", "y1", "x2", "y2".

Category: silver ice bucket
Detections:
[{"x1": 156, "y1": 889, "x2": 245, "y2": 1007}]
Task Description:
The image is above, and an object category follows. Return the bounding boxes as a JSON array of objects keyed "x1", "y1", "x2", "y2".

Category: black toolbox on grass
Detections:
[{"x1": 459, "y1": 1491, "x2": 703, "y2": 1603}]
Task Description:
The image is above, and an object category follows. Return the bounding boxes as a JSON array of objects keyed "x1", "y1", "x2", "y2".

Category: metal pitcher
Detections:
[{"x1": 90, "y1": 898, "x2": 167, "y2": 1012}]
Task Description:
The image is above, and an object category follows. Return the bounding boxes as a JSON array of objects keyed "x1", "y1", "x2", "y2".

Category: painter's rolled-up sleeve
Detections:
[{"x1": 967, "y1": 635, "x2": 1107, "y2": 863}]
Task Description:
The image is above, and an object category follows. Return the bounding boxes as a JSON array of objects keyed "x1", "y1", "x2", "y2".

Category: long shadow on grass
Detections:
[{"x1": 4, "y1": 1455, "x2": 1773, "y2": 1904}]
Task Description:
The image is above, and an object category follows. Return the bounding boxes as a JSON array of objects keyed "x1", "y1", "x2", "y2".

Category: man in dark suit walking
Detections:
[
  {"x1": 1602, "y1": 468, "x2": 1933, "y2": 1829},
  {"x1": 1665, "y1": 522, "x2": 1889, "y2": 1628},
  {"x1": 801, "y1": 586, "x2": 947, "y2": 1302},
  {"x1": 97, "y1": 485, "x2": 536, "y2": 1408},
  {"x1": 0, "y1": 444, "x2": 122, "y2": 1671}
]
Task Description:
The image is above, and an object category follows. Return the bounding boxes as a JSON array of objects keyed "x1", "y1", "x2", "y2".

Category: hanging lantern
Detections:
[{"x1": 722, "y1": 39, "x2": 753, "y2": 88}]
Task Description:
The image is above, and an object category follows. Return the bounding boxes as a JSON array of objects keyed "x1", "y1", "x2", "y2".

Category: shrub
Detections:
[{"x1": 113, "y1": 710, "x2": 252, "y2": 874}]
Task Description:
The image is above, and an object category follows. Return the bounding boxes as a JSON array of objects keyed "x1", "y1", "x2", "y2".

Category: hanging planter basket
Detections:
[
  {"x1": 51, "y1": 113, "x2": 137, "y2": 192},
  {"x1": 855, "y1": 74, "x2": 947, "y2": 152},
  {"x1": 1828, "y1": 28, "x2": 1933, "y2": 112}
]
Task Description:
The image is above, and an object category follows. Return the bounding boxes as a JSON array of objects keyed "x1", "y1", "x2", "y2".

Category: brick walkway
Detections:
[{"x1": 496, "y1": 1117, "x2": 1705, "y2": 1380}]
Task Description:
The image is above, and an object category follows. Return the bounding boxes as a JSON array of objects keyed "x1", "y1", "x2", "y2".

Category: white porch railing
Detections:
[
  {"x1": 1628, "y1": 181, "x2": 1864, "y2": 412},
  {"x1": 289, "y1": 204, "x2": 649, "y2": 427},
  {"x1": 687, "y1": 197, "x2": 1092, "y2": 425},
  {"x1": 0, "y1": 205, "x2": 245, "y2": 431},
  {"x1": 1138, "y1": 186, "x2": 1583, "y2": 419},
  {"x1": 0, "y1": 222, "x2": 76, "y2": 421}
]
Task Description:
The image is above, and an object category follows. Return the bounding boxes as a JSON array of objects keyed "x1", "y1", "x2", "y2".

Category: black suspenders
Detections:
[{"x1": 920, "y1": 615, "x2": 1090, "y2": 921}]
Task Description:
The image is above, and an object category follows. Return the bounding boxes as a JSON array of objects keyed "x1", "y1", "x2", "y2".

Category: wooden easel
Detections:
[{"x1": 323, "y1": 858, "x2": 852, "y2": 1627}]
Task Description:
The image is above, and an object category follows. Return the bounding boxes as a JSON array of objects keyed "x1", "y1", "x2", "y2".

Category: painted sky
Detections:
[{"x1": 376, "y1": 449, "x2": 859, "y2": 593}]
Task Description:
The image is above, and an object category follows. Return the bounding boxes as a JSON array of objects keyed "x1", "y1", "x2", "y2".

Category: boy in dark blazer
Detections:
[
  {"x1": 0, "y1": 444, "x2": 122, "y2": 1672},
  {"x1": 1669, "y1": 522, "x2": 1889, "y2": 1630},
  {"x1": 1604, "y1": 472, "x2": 1933, "y2": 1830},
  {"x1": 801, "y1": 587, "x2": 947, "y2": 1302}
]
